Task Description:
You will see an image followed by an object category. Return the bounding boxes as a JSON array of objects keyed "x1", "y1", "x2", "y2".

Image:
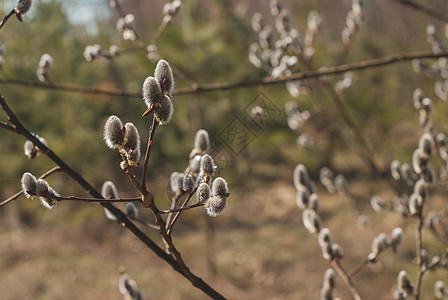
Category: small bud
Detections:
[
  {"x1": 331, "y1": 243, "x2": 344, "y2": 261},
  {"x1": 419, "y1": 133, "x2": 434, "y2": 157},
  {"x1": 303, "y1": 208, "x2": 322, "y2": 234},
  {"x1": 390, "y1": 160, "x2": 401, "y2": 181},
  {"x1": 14, "y1": 0, "x2": 32, "y2": 15},
  {"x1": 182, "y1": 174, "x2": 194, "y2": 194},
  {"x1": 21, "y1": 172, "x2": 37, "y2": 198},
  {"x1": 154, "y1": 95, "x2": 173, "y2": 125},
  {"x1": 318, "y1": 228, "x2": 333, "y2": 260},
  {"x1": 104, "y1": 115, "x2": 124, "y2": 149},
  {"x1": 24, "y1": 140, "x2": 35, "y2": 159},
  {"x1": 412, "y1": 148, "x2": 427, "y2": 174},
  {"x1": 196, "y1": 183, "x2": 210, "y2": 203},
  {"x1": 413, "y1": 179, "x2": 427, "y2": 200},
  {"x1": 101, "y1": 181, "x2": 118, "y2": 199},
  {"x1": 295, "y1": 187, "x2": 309, "y2": 209},
  {"x1": 125, "y1": 202, "x2": 138, "y2": 218},
  {"x1": 154, "y1": 59, "x2": 174, "y2": 96},
  {"x1": 293, "y1": 164, "x2": 309, "y2": 189},
  {"x1": 205, "y1": 195, "x2": 227, "y2": 217},
  {"x1": 371, "y1": 233, "x2": 388, "y2": 255},
  {"x1": 212, "y1": 177, "x2": 228, "y2": 197},
  {"x1": 397, "y1": 270, "x2": 413, "y2": 298},
  {"x1": 188, "y1": 155, "x2": 202, "y2": 174},
  {"x1": 200, "y1": 154, "x2": 215, "y2": 176},
  {"x1": 370, "y1": 196, "x2": 386, "y2": 212},
  {"x1": 193, "y1": 129, "x2": 210, "y2": 154},
  {"x1": 390, "y1": 227, "x2": 403, "y2": 251},
  {"x1": 170, "y1": 172, "x2": 184, "y2": 192},
  {"x1": 127, "y1": 148, "x2": 140, "y2": 166},
  {"x1": 409, "y1": 193, "x2": 423, "y2": 215},
  {"x1": 308, "y1": 193, "x2": 319, "y2": 212},
  {"x1": 123, "y1": 123, "x2": 140, "y2": 152},
  {"x1": 434, "y1": 281, "x2": 445, "y2": 299},
  {"x1": 334, "y1": 174, "x2": 348, "y2": 193}
]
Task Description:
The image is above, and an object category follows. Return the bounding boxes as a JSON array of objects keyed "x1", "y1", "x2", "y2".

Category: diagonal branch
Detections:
[
  {"x1": 0, "y1": 95, "x2": 226, "y2": 300},
  {"x1": 392, "y1": 0, "x2": 448, "y2": 23}
]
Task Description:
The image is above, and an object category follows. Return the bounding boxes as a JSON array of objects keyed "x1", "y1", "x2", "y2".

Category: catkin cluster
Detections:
[
  {"x1": 23, "y1": 134, "x2": 47, "y2": 159},
  {"x1": 21, "y1": 172, "x2": 60, "y2": 209},
  {"x1": 104, "y1": 115, "x2": 141, "y2": 168},
  {"x1": 169, "y1": 129, "x2": 230, "y2": 217},
  {"x1": 142, "y1": 59, "x2": 174, "y2": 125},
  {"x1": 249, "y1": 0, "x2": 311, "y2": 98},
  {"x1": 117, "y1": 14, "x2": 136, "y2": 41},
  {"x1": 341, "y1": 0, "x2": 363, "y2": 47}
]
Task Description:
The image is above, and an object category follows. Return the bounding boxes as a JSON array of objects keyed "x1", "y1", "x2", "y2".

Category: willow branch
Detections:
[
  {"x1": 141, "y1": 115, "x2": 158, "y2": 191},
  {"x1": 159, "y1": 202, "x2": 204, "y2": 214},
  {"x1": 53, "y1": 195, "x2": 141, "y2": 203},
  {"x1": 392, "y1": 0, "x2": 448, "y2": 22},
  {"x1": 1, "y1": 50, "x2": 447, "y2": 99},
  {"x1": 0, "y1": 120, "x2": 16, "y2": 133},
  {"x1": 331, "y1": 260, "x2": 362, "y2": 300},
  {"x1": 167, "y1": 186, "x2": 199, "y2": 236},
  {"x1": 0, "y1": 166, "x2": 62, "y2": 208},
  {"x1": 0, "y1": 95, "x2": 226, "y2": 299}
]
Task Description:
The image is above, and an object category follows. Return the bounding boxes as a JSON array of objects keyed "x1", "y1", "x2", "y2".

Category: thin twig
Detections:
[
  {"x1": 159, "y1": 202, "x2": 204, "y2": 214},
  {"x1": 392, "y1": 0, "x2": 448, "y2": 23},
  {"x1": 331, "y1": 260, "x2": 362, "y2": 300},
  {"x1": 167, "y1": 186, "x2": 199, "y2": 235},
  {"x1": 415, "y1": 207, "x2": 425, "y2": 300},
  {"x1": 0, "y1": 166, "x2": 62, "y2": 208},
  {"x1": 141, "y1": 116, "x2": 158, "y2": 191},
  {"x1": 54, "y1": 196, "x2": 141, "y2": 203},
  {"x1": 0, "y1": 10, "x2": 15, "y2": 31},
  {"x1": 150, "y1": 18, "x2": 170, "y2": 46}
]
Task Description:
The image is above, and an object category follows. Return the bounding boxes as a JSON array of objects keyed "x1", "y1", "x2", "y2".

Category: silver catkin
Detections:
[
  {"x1": 154, "y1": 95, "x2": 173, "y2": 125},
  {"x1": 200, "y1": 154, "x2": 215, "y2": 176},
  {"x1": 15, "y1": 0, "x2": 32, "y2": 15},
  {"x1": 194, "y1": 129, "x2": 210, "y2": 154},
  {"x1": 101, "y1": 181, "x2": 119, "y2": 221},
  {"x1": 21, "y1": 172, "x2": 37, "y2": 198},
  {"x1": 125, "y1": 202, "x2": 138, "y2": 218},
  {"x1": 197, "y1": 182, "x2": 210, "y2": 203},
  {"x1": 212, "y1": 177, "x2": 228, "y2": 197},
  {"x1": 170, "y1": 172, "x2": 185, "y2": 192},
  {"x1": 293, "y1": 164, "x2": 309, "y2": 189},
  {"x1": 142, "y1": 76, "x2": 163, "y2": 107},
  {"x1": 205, "y1": 195, "x2": 227, "y2": 217},
  {"x1": 154, "y1": 59, "x2": 174, "y2": 96},
  {"x1": 182, "y1": 174, "x2": 194, "y2": 193},
  {"x1": 104, "y1": 115, "x2": 124, "y2": 149},
  {"x1": 123, "y1": 123, "x2": 140, "y2": 152}
]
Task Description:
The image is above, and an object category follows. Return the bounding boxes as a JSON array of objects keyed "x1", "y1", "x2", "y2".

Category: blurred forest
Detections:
[{"x1": 0, "y1": 0, "x2": 448, "y2": 299}]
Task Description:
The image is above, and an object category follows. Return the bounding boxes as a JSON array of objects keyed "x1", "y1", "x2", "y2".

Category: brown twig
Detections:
[
  {"x1": 0, "y1": 95, "x2": 226, "y2": 300},
  {"x1": 0, "y1": 10, "x2": 15, "y2": 31},
  {"x1": 54, "y1": 196, "x2": 141, "y2": 203},
  {"x1": 415, "y1": 205, "x2": 425, "y2": 300},
  {"x1": 392, "y1": 0, "x2": 448, "y2": 23},
  {"x1": 0, "y1": 166, "x2": 62, "y2": 208},
  {"x1": 331, "y1": 260, "x2": 362, "y2": 300},
  {"x1": 159, "y1": 202, "x2": 204, "y2": 214},
  {"x1": 167, "y1": 187, "x2": 199, "y2": 235},
  {"x1": 141, "y1": 116, "x2": 158, "y2": 191}
]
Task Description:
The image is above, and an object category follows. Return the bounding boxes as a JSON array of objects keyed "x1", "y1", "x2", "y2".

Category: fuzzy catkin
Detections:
[
  {"x1": 154, "y1": 95, "x2": 173, "y2": 125},
  {"x1": 101, "y1": 181, "x2": 118, "y2": 199},
  {"x1": 205, "y1": 195, "x2": 227, "y2": 217},
  {"x1": 21, "y1": 172, "x2": 37, "y2": 197},
  {"x1": 293, "y1": 164, "x2": 309, "y2": 188},
  {"x1": 194, "y1": 129, "x2": 210, "y2": 153},
  {"x1": 170, "y1": 172, "x2": 184, "y2": 192},
  {"x1": 15, "y1": 0, "x2": 32, "y2": 14},
  {"x1": 196, "y1": 183, "x2": 210, "y2": 203},
  {"x1": 200, "y1": 154, "x2": 215, "y2": 175},
  {"x1": 212, "y1": 177, "x2": 228, "y2": 197},
  {"x1": 154, "y1": 59, "x2": 174, "y2": 96},
  {"x1": 123, "y1": 123, "x2": 140, "y2": 152},
  {"x1": 182, "y1": 174, "x2": 194, "y2": 193},
  {"x1": 104, "y1": 115, "x2": 124, "y2": 149},
  {"x1": 125, "y1": 202, "x2": 138, "y2": 218},
  {"x1": 142, "y1": 76, "x2": 163, "y2": 107}
]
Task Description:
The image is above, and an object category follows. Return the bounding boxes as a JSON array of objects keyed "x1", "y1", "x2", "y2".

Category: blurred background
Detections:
[{"x1": 0, "y1": 0, "x2": 448, "y2": 299}]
